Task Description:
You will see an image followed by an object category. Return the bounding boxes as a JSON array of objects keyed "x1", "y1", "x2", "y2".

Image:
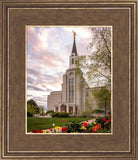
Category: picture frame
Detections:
[{"x1": 0, "y1": 0, "x2": 137, "y2": 159}]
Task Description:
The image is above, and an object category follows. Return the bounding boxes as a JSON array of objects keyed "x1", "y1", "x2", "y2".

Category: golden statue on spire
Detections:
[{"x1": 72, "y1": 31, "x2": 76, "y2": 39}]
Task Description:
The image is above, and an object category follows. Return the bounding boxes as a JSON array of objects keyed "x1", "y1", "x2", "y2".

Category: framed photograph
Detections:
[
  {"x1": 26, "y1": 26, "x2": 112, "y2": 134},
  {"x1": 0, "y1": 0, "x2": 137, "y2": 159}
]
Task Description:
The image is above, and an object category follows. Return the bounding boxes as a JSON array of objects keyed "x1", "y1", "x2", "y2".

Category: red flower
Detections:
[
  {"x1": 62, "y1": 127, "x2": 67, "y2": 131},
  {"x1": 97, "y1": 124, "x2": 101, "y2": 127},
  {"x1": 106, "y1": 120, "x2": 110, "y2": 123},
  {"x1": 32, "y1": 130, "x2": 43, "y2": 133},
  {"x1": 49, "y1": 128, "x2": 53, "y2": 132},
  {"x1": 102, "y1": 118, "x2": 106, "y2": 122},
  {"x1": 86, "y1": 120, "x2": 88, "y2": 122},
  {"x1": 39, "y1": 130, "x2": 43, "y2": 133},
  {"x1": 32, "y1": 130, "x2": 38, "y2": 133},
  {"x1": 83, "y1": 122, "x2": 88, "y2": 127},
  {"x1": 92, "y1": 128, "x2": 96, "y2": 132},
  {"x1": 92, "y1": 124, "x2": 102, "y2": 132},
  {"x1": 62, "y1": 119, "x2": 66, "y2": 122}
]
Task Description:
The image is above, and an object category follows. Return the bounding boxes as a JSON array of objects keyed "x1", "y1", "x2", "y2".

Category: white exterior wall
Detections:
[
  {"x1": 62, "y1": 74, "x2": 67, "y2": 103},
  {"x1": 46, "y1": 41, "x2": 101, "y2": 114},
  {"x1": 69, "y1": 53, "x2": 79, "y2": 69},
  {"x1": 47, "y1": 91, "x2": 62, "y2": 111}
]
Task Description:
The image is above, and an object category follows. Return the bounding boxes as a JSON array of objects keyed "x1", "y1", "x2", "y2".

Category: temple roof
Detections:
[{"x1": 72, "y1": 38, "x2": 77, "y2": 56}]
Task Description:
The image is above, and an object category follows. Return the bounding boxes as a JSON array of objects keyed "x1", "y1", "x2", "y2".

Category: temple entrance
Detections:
[
  {"x1": 69, "y1": 106, "x2": 73, "y2": 114},
  {"x1": 61, "y1": 104, "x2": 66, "y2": 112}
]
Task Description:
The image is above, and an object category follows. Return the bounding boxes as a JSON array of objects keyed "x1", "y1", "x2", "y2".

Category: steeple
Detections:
[
  {"x1": 72, "y1": 31, "x2": 77, "y2": 56},
  {"x1": 69, "y1": 31, "x2": 79, "y2": 69}
]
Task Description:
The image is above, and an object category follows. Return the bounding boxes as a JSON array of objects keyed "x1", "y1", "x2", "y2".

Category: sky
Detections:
[{"x1": 27, "y1": 26, "x2": 95, "y2": 110}]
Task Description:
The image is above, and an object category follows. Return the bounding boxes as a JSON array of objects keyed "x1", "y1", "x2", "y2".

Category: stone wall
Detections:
[{"x1": 47, "y1": 91, "x2": 62, "y2": 111}]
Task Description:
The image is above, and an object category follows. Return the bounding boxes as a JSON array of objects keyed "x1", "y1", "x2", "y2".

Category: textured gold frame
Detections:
[{"x1": 0, "y1": 0, "x2": 137, "y2": 159}]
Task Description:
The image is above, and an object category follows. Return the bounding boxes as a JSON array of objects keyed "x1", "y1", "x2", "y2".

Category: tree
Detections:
[
  {"x1": 75, "y1": 27, "x2": 111, "y2": 114},
  {"x1": 83, "y1": 96, "x2": 93, "y2": 114},
  {"x1": 27, "y1": 99, "x2": 40, "y2": 114},
  {"x1": 92, "y1": 109, "x2": 104, "y2": 117},
  {"x1": 92, "y1": 87, "x2": 111, "y2": 116},
  {"x1": 27, "y1": 99, "x2": 38, "y2": 106},
  {"x1": 40, "y1": 106, "x2": 45, "y2": 116},
  {"x1": 76, "y1": 27, "x2": 111, "y2": 88},
  {"x1": 27, "y1": 104, "x2": 36, "y2": 116}
]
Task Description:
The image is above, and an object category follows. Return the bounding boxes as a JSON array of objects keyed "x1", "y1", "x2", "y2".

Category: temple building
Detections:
[{"x1": 47, "y1": 32, "x2": 97, "y2": 115}]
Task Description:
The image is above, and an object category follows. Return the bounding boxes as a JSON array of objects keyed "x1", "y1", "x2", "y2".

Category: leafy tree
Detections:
[
  {"x1": 76, "y1": 27, "x2": 111, "y2": 88},
  {"x1": 27, "y1": 103, "x2": 36, "y2": 116},
  {"x1": 92, "y1": 109, "x2": 104, "y2": 117},
  {"x1": 40, "y1": 106, "x2": 45, "y2": 116},
  {"x1": 83, "y1": 96, "x2": 93, "y2": 115},
  {"x1": 92, "y1": 87, "x2": 111, "y2": 116},
  {"x1": 27, "y1": 99, "x2": 40, "y2": 114},
  {"x1": 27, "y1": 99, "x2": 38, "y2": 106}
]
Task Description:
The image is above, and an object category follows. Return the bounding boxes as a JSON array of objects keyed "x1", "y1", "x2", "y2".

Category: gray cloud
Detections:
[
  {"x1": 27, "y1": 84, "x2": 45, "y2": 91},
  {"x1": 27, "y1": 27, "x2": 95, "y2": 107},
  {"x1": 27, "y1": 68, "x2": 40, "y2": 76}
]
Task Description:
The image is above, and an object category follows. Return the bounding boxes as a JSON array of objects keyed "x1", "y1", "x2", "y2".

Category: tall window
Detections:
[
  {"x1": 72, "y1": 58, "x2": 74, "y2": 64},
  {"x1": 69, "y1": 78, "x2": 74, "y2": 103}
]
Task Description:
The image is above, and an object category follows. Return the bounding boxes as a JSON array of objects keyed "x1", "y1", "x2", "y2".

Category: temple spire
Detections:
[{"x1": 72, "y1": 31, "x2": 77, "y2": 56}]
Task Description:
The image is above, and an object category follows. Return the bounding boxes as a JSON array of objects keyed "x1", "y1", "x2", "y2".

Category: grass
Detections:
[{"x1": 27, "y1": 117, "x2": 93, "y2": 132}]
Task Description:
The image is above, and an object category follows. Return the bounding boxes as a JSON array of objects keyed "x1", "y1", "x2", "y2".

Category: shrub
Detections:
[
  {"x1": 40, "y1": 107, "x2": 45, "y2": 116},
  {"x1": 95, "y1": 116, "x2": 111, "y2": 132},
  {"x1": 65, "y1": 120, "x2": 82, "y2": 133},
  {"x1": 40, "y1": 112, "x2": 45, "y2": 116},
  {"x1": 58, "y1": 112, "x2": 69, "y2": 118},
  {"x1": 27, "y1": 104, "x2": 36, "y2": 115},
  {"x1": 46, "y1": 110, "x2": 54, "y2": 115},
  {"x1": 108, "y1": 111, "x2": 111, "y2": 115},
  {"x1": 27, "y1": 99, "x2": 40, "y2": 113},
  {"x1": 51, "y1": 112, "x2": 69, "y2": 118},
  {"x1": 92, "y1": 109, "x2": 104, "y2": 114},
  {"x1": 51, "y1": 112, "x2": 58, "y2": 117},
  {"x1": 27, "y1": 112, "x2": 33, "y2": 117},
  {"x1": 81, "y1": 111, "x2": 92, "y2": 117}
]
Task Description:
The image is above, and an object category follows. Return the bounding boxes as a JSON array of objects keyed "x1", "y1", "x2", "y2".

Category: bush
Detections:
[
  {"x1": 51, "y1": 112, "x2": 58, "y2": 118},
  {"x1": 108, "y1": 111, "x2": 111, "y2": 115},
  {"x1": 40, "y1": 112, "x2": 45, "y2": 116},
  {"x1": 92, "y1": 109, "x2": 104, "y2": 114},
  {"x1": 58, "y1": 112, "x2": 69, "y2": 118},
  {"x1": 65, "y1": 120, "x2": 82, "y2": 133},
  {"x1": 40, "y1": 107, "x2": 45, "y2": 116},
  {"x1": 81, "y1": 111, "x2": 92, "y2": 117},
  {"x1": 46, "y1": 110, "x2": 54, "y2": 115},
  {"x1": 51, "y1": 112, "x2": 69, "y2": 118},
  {"x1": 27, "y1": 112, "x2": 33, "y2": 117},
  {"x1": 95, "y1": 116, "x2": 111, "y2": 132},
  {"x1": 27, "y1": 103, "x2": 40, "y2": 114}
]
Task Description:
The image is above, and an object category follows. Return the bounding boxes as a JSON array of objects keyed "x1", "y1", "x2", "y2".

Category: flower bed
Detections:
[{"x1": 31, "y1": 116, "x2": 111, "y2": 133}]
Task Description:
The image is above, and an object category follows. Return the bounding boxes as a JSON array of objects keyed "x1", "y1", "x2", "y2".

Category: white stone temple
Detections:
[{"x1": 47, "y1": 32, "x2": 98, "y2": 115}]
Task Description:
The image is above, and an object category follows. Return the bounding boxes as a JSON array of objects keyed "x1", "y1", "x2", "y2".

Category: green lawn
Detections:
[{"x1": 27, "y1": 117, "x2": 92, "y2": 132}]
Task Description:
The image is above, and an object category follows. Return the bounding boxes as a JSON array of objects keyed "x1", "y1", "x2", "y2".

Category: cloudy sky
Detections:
[{"x1": 27, "y1": 26, "x2": 94, "y2": 110}]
